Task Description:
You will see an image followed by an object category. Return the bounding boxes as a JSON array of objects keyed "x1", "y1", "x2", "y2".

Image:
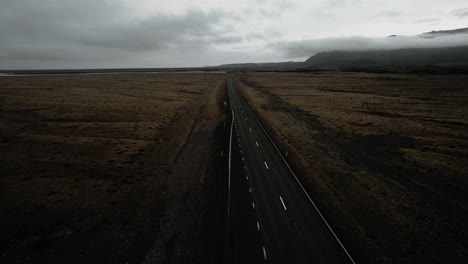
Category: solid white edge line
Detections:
[
  {"x1": 227, "y1": 82, "x2": 235, "y2": 232},
  {"x1": 234, "y1": 78, "x2": 357, "y2": 264},
  {"x1": 228, "y1": 117, "x2": 233, "y2": 219},
  {"x1": 279, "y1": 196, "x2": 287, "y2": 211}
]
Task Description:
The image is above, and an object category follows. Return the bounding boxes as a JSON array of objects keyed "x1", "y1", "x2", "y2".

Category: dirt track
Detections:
[
  {"x1": 237, "y1": 72, "x2": 468, "y2": 264},
  {"x1": 0, "y1": 73, "x2": 227, "y2": 263}
]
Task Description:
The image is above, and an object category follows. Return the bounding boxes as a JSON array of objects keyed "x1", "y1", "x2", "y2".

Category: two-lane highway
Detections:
[{"x1": 227, "y1": 75, "x2": 356, "y2": 264}]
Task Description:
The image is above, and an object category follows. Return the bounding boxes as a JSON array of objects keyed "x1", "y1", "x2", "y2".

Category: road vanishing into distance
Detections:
[{"x1": 226, "y1": 75, "x2": 356, "y2": 264}]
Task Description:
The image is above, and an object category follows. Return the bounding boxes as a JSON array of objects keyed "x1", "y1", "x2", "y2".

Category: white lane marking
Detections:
[
  {"x1": 240, "y1": 150, "x2": 242, "y2": 154},
  {"x1": 249, "y1": 188, "x2": 252, "y2": 193},
  {"x1": 264, "y1": 161, "x2": 269, "y2": 170},
  {"x1": 252, "y1": 202, "x2": 255, "y2": 210},
  {"x1": 249, "y1": 127, "x2": 252, "y2": 132},
  {"x1": 270, "y1": 173, "x2": 277, "y2": 184},
  {"x1": 246, "y1": 176, "x2": 249, "y2": 180},
  {"x1": 227, "y1": 111, "x2": 234, "y2": 226},
  {"x1": 245, "y1": 117, "x2": 247, "y2": 121},
  {"x1": 242, "y1": 157, "x2": 244, "y2": 161},
  {"x1": 279, "y1": 196, "x2": 287, "y2": 211},
  {"x1": 257, "y1": 221, "x2": 260, "y2": 230},
  {"x1": 293, "y1": 221, "x2": 304, "y2": 241},
  {"x1": 244, "y1": 166, "x2": 247, "y2": 170},
  {"x1": 262, "y1": 246, "x2": 267, "y2": 260},
  {"x1": 256, "y1": 141, "x2": 259, "y2": 147},
  {"x1": 246, "y1": 92, "x2": 357, "y2": 264}
]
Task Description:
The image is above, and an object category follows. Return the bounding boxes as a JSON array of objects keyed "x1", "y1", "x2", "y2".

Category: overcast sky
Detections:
[{"x1": 1, "y1": 0, "x2": 467, "y2": 69}]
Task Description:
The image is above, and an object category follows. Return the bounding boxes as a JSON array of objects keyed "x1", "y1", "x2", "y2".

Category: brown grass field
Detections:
[
  {"x1": 1, "y1": 70, "x2": 467, "y2": 264},
  {"x1": 0, "y1": 73, "x2": 227, "y2": 263},
  {"x1": 237, "y1": 72, "x2": 468, "y2": 264}
]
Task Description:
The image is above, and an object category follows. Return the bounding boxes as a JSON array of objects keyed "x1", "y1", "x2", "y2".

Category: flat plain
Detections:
[
  {"x1": 0, "y1": 73, "x2": 227, "y2": 263},
  {"x1": 237, "y1": 71, "x2": 468, "y2": 264}
]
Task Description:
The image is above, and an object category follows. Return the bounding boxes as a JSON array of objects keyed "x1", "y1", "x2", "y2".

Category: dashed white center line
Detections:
[
  {"x1": 262, "y1": 246, "x2": 267, "y2": 260},
  {"x1": 279, "y1": 196, "x2": 287, "y2": 211},
  {"x1": 270, "y1": 173, "x2": 277, "y2": 184},
  {"x1": 245, "y1": 117, "x2": 247, "y2": 121},
  {"x1": 264, "y1": 161, "x2": 269, "y2": 170},
  {"x1": 257, "y1": 221, "x2": 260, "y2": 230},
  {"x1": 293, "y1": 221, "x2": 304, "y2": 241},
  {"x1": 249, "y1": 188, "x2": 252, "y2": 193},
  {"x1": 249, "y1": 127, "x2": 252, "y2": 132},
  {"x1": 256, "y1": 141, "x2": 259, "y2": 147},
  {"x1": 252, "y1": 202, "x2": 255, "y2": 210}
]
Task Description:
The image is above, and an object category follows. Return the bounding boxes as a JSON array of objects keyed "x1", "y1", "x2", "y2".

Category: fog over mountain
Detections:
[
  {"x1": 276, "y1": 27, "x2": 468, "y2": 58},
  {"x1": 0, "y1": 0, "x2": 467, "y2": 69},
  {"x1": 217, "y1": 28, "x2": 468, "y2": 68},
  {"x1": 303, "y1": 46, "x2": 468, "y2": 67}
]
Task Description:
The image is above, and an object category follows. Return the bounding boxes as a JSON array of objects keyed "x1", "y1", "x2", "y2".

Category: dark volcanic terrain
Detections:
[
  {"x1": 0, "y1": 73, "x2": 228, "y2": 264},
  {"x1": 236, "y1": 71, "x2": 468, "y2": 263}
]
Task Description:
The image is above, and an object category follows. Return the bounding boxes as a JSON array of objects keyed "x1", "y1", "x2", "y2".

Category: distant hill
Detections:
[
  {"x1": 304, "y1": 27, "x2": 468, "y2": 67},
  {"x1": 215, "y1": 27, "x2": 468, "y2": 69},
  {"x1": 214, "y1": 61, "x2": 302, "y2": 70},
  {"x1": 303, "y1": 46, "x2": 468, "y2": 67},
  {"x1": 420, "y1": 27, "x2": 468, "y2": 38}
]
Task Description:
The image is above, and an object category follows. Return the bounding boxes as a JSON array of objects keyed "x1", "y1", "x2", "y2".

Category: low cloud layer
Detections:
[
  {"x1": 452, "y1": 8, "x2": 468, "y2": 18},
  {"x1": 0, "y1": 0, "x2": 467, "y2": 68},
  {"x1": 0, "y1": 0, "x2": 243, "y2": 68},
  {"x1": 276, "y1": 33, "x2": 468, "y2": 58}
]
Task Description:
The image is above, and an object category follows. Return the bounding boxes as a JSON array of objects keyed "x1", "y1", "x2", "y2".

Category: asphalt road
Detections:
[{"x1": 227, "y1": 75, "x2": 356, "y2": 264}]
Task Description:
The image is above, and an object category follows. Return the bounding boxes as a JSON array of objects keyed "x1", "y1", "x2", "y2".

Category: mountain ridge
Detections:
[{"x1": 216, "y1": 27, "x2": 468, "y2": 69}]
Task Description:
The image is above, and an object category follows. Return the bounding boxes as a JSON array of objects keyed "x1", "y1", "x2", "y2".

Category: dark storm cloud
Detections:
[
  {"x1": 0, "y1": 0, "x2": 239, "y2": 65},
  {"x1": 1, "y1": 0, "x2": 466, "y2": 69},
  {"x1": 276, "y1": 34, "x2": 468, "y2": 58},
  {"x1": 76, "y1": 10, "x2": 230, "y2": 51}
]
